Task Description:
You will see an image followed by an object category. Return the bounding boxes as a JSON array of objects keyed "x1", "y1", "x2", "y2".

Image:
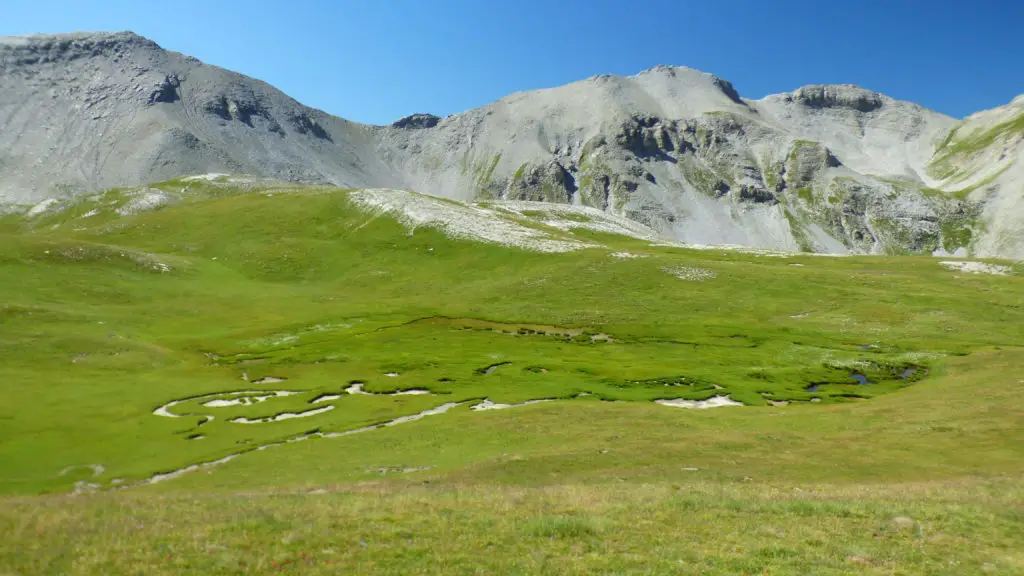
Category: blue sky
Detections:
[{"x1": 4, "y1": 0, "x2": 1022, "y2": 125}]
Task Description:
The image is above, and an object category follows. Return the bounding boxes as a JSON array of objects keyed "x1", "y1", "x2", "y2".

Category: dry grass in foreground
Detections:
[{"x1": 1, "y1": 478, "x2": 1022, "y2": 575}]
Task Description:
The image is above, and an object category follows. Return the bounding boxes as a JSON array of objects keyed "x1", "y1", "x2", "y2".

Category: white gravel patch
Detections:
[
  {"x1": 655, "y1": 395, "x2": 743, "y2": 409},
  {"x1": 610, "y1": 251, "x2": 648, "y2": 259},
  {"x1": 117, "y1": 188, "x2": 176, "y2": 216},
  {"x1": 939, "y1": 261, "x2": 1011, "y2": 275},
  {"x1": 181, "y1": 173, "x2": 229, "y2": 182},
  {"x1": 661, "y1": 266, "x2": 717, "y2": 281},
  {"x1": 58, "y1": 464, "x2": 105, "y2": 477},
  {"x1": 349, "y1": 189, "x2": 594, "y2": 253},
  {"x1": 27, "y1": 198, "x2": 59, "y2": 217},
  {"x1": 501, "y1": 201, "x2": 665, "y2": 241}
]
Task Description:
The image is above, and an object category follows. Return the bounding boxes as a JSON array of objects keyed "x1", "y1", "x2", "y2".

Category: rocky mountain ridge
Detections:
[{"x1": 1, "y1": 31, "x2": 1021, "y2": 258}]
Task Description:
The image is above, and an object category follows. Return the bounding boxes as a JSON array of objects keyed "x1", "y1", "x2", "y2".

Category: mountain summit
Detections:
[{"x1": 1, "y1": 32, "x2": 1021, "y2": 258}]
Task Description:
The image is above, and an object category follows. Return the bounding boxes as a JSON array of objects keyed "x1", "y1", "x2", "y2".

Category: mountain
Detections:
[{"x1": 1, "y1": 31, "x2": 1021, "y2": 258}]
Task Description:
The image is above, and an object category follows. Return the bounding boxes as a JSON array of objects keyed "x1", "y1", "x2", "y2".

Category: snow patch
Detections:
[
  {"x1": 154, "y1": 390, "x2": 300, "y2": 417},
  {"x1": 471, "y1": 398, "x2": 554, "y2": 411},
  {"x1": 203, "y1": 393, "x2": 281, "y2": 408},
  {"x1": 344, "y1": 382, "x2": 431, "y2": 396},
  {"x1": 311, "y1": 394, "x2": 341, "y2": 404},
  {"x1": 230, "y1": 405, "x2": 335, "y2": 424}
]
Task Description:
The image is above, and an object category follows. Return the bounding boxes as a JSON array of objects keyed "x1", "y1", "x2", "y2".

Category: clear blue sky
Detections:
[{"x1": 4, "y1": 0, "x2": 1022, "y2": 125}]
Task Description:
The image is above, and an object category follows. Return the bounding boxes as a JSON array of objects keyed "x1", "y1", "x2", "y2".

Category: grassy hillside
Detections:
[{"x1": 1, "y1": 180, "x2": 1022, "y2": 574}]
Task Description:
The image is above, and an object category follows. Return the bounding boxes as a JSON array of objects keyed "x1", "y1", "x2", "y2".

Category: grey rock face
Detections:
[
  {"x1": 1, "y1": 32, "x2": 1021, "y2": 258},
  {"x1": 393, "y1": 114, "x2": 441, "y2": 129},
  {"x1": 0, "y1": 31, "x2": 384, "y2": 202},
  {"x1": 788, "y1": 85, "x2": 885, "y2": 113}
]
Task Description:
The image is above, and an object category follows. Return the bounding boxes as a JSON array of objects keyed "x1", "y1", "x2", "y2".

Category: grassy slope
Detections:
[{"x1": 1, "y1": 182, "x2": 1022, "y2": 574}]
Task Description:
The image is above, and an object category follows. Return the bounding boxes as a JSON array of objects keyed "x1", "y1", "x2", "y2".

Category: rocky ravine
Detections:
[{"x1": 1, "y1": 32, "x2": 1021, "y2": 258}]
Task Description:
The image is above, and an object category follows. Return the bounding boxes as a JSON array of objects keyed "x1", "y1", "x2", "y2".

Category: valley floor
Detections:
[
  {"x1": 2, "y1": 351, "x2": 1022, "y2": 575},
  {"x1": 1, "y1": 183, "x2": 1021, "y2": 574}
]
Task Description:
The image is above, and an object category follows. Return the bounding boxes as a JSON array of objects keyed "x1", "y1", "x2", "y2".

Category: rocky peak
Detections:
[
  {"x1": 634, "y1": 65, "x2": 747, "y2": 108},
  {"x1": 0, "y1": 31, "x2": 161, "y2": 64},
  {"x1": 392, "y1": 113, "x2": 441, "y2": 129},
  {"x1": 635, "y1": 64, "x2": 709, "y2": 78},
  {"x1": 785, "y1": 85, "x2": 887, "y2": 113}
]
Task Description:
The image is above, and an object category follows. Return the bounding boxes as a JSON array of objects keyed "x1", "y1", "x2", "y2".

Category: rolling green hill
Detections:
[{"x1": 1, "y1": 179, "x2": 1022, "y2": 575}]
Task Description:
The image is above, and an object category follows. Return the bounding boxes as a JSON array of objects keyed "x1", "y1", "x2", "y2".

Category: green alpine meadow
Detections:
[{"x1": 1, "y1": 179, "x2": 1022, "y2": 574}]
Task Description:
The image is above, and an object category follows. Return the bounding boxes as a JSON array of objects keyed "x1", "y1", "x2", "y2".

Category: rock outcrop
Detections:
[{"x1": 1, "y1": 31, "x2": 1021, "y2": 258}]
